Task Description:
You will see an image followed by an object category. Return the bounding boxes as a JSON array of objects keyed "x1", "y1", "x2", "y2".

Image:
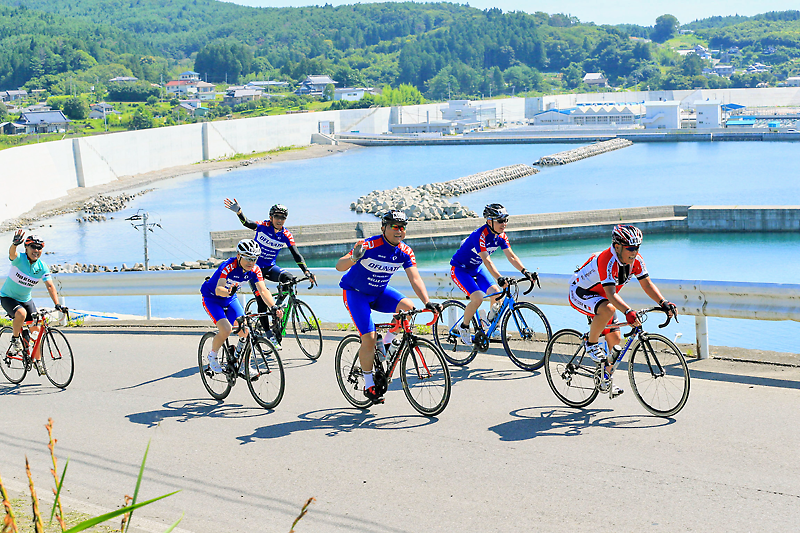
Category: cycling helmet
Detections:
[
  {"x1": 483, "y1": 203, "x2": 508, "y2": 220},
  {"x1": 269, "y1": 204, "x2": 289, "y2": 218},
  {"x1": 381, "y1": 210, "x2": 408, "y2": 226},
  {"x1": 236, "y1": 239, "x2": 261, "y2": 260},
  {"x1": 612, "y1": 225, "x2": 643, "y2": 246},
  {"x1": 24, "y1": 235, "x2": 45, "y2": 248}
]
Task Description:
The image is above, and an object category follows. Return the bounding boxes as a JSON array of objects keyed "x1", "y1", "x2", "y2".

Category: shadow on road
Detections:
[
  {"x1": 236, "y1": 408, "x2": 437, "y2": 444},
  {"x1": 0, "y1": 382, "x2": 63, "y2": 396},
  {"x1": 489, "y1": 406, "x2": 674, "y2": 441},
  {"x1": 447, "y1": 365, "x2": 539, "y2": 385},
  {"x1": 126, "y1": 399, "x2": 269, "y2": 428},
  {"x1": 114, "y1": 365, "x2": 197, "y2": 391}
]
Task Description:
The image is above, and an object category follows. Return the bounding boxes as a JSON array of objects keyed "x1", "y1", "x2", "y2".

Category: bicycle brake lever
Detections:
[{"x1": 523, "y1": 278, "x2": 534, "y2": 295}]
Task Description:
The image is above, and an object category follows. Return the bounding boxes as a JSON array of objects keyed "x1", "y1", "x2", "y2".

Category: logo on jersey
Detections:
[
  {"x1": 361, "y1": 258, "x2": 403, "y2": 274},
  {"x1": 255, "y1": 233, "x2": 285, "y2": 251},
  {"x1": 8, "y1": 266, "x2": 40, "y2": 288}
]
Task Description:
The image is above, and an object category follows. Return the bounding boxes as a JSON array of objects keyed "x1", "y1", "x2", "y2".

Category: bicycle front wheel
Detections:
[
  {"x1": 401, "y1": 338, "x2": 451, "y2": 417},
  {"x1": 0, "y1": 326, "x2": 27, "y2": 384},
  {"x1": 432, "y1": 300, "x2": 478, "y2": 366},
  {"x1": 334, "y1": 335, "x2": 372, "y2": 409},
  {"x1": 246, "y1": 337, "x2": 285, "y2": 409},
  {"x1": 291, "y1": 299, "x2": 323, "y2": 360},
  {"x1": 544, "y1": 329, "x2": 599, "y2": 408},
  {"x1": 501, "y1": 302, "x2": 552, "y2": 371},
  {"x1": 244, "y1": 297, "x2": 268, "y2": 337},
  {"x1": 628, "y1": 334, "x2": 690, "y2": 417},
  {"x1": 198, "y1": 332, "x2": 232, "y2": 400},
  {"x1": 40, "y1": 329, "x2": 74, "y2": 389}
]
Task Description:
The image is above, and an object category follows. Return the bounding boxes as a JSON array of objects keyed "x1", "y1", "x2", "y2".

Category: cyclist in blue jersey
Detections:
[
  {"x1": 1, "y1": 231, "x2": 66, "y2": 371},
  {"x1": 335, "y1": 210, "x2": 441, "y2": 403},
  {"x1": 450, "y1": 204, "x2": 537, "y2": 346},
  {"x1": 224, "y1": 198, "x2": 316, "y2": 339},
  {"x1": 201, "y1": 239, "x2": 282, "y2": 375}
]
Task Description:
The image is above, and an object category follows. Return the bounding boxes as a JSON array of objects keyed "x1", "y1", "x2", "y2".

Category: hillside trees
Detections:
[{"x1": 194, "y1": 41, "x2": 254, "y2": 83}]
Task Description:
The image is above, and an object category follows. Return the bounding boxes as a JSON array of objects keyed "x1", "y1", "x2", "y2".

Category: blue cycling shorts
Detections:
[
  {"x1": 202, "y1": 295, "x2": 244, "y2": 325},
  {"x1": 451, "y1": 265, "x2": 496, "y2": 296},
  {"x1": 342, "y1": 286, "x2": 406, "y2": 335}
]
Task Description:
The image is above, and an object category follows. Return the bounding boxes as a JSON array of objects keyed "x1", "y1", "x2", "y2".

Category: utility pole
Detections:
[{"x1": 126, "y1": 211, "x2": 159, "y2": 320}]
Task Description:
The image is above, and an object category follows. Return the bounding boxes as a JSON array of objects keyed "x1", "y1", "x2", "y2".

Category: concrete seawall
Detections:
[{"x1": 211, "y1": 205, "x2": 800, "y2": 259}]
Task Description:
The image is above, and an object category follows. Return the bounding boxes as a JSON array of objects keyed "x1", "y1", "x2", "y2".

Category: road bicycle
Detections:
[
  {"x1": 0, "y1": 308, "x2": 74, "y2": 389},
  {"x1": 198, "y1": 311, "x2": 285, "y2": 409},
  {"x1": 433, "y1": 276, "x2": 552, "y2": 371},
  {"x1": 334, "y1": 308, "x2": 451, "y2": 417},
  {"x1": 543, "y1": 308, "x2": 690, "y2": 417},
  {"x1": 245, "y1": 275, "x2": 323, "y2": 360}
]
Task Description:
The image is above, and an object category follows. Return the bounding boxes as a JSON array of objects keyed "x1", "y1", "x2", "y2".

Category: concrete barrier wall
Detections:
[{"x1": 688, "y1": 206, "x2": 800, "y2": 232}]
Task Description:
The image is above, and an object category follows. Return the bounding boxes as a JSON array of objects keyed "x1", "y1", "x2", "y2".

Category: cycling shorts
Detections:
[
  {"x1": 568, "y1": 283, "x2": 619, "y2": 333},
  {"x1": 1, "y1": 296, "x2": 36, "y2": 320},
  {"x1": 342, "y1": 286, "x2": 406, "y2": 335},
  {"x1": 202, "y1": 296, "x2": 244, "y2": 325},
  {"x1": 451, "y1": 265, "x2": 495, "y2": 296},
  {"x1": 251, "y1": 265, "x2": 293, "y2": 297}
]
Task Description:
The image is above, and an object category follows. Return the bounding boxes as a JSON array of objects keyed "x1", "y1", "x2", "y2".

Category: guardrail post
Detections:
[{"x1": 695, "y1": 315, "x2": 709, "y2": 359}]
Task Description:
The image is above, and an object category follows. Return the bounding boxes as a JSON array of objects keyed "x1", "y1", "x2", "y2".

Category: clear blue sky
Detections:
[{"x1": 222, "y1": 0, "x2": 798, "y2": 26}]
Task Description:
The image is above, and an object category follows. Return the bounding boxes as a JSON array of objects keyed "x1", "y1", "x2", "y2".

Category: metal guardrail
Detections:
[{"x1": 11, "y1": 268, "x2": 799, "y2": 359}]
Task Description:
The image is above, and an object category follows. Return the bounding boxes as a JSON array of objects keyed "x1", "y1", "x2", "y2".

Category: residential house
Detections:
[
  {"x1": 222, "y1": 89, "x2": 261, "y2": 106},
  {"x1": 16, "y1": 110, "x2": 70, "y2": 134},
  {"x1": 3, "y1": 90, "x2": 28, "y2": 102},
  {"x1": 786, "y1": 77, "x2": 800, "y2": 87},
  {"x1": 746, "y1": 63, "x2": 770, "y2": 73},
  {"x1": 179, "y1": 71, "x2": 200, "y2": 81},
  {"x1": 178, "y1": 100, "x2": 209, "y2": 117},
  {"x1": 165, "y1": 80, "x2": 199, "y2": 97},
  {"x1": 714, "y1": 65, "x2": 735, "y2": 77},
  {"x1": 333, "y1": 87, "x2": 379, "y2": 101},
  {"x1": 108, "y1": 76, "x2": 138, "y2": 83},
  {"x1": 583, "y1": 73, "x2": 608, "y2": 87},
  {"x1": 88, "y1": 102, "x2": 118, "y2": 120},
  {"x1": 195, "y1": 81, "x2": 216, "y2": 101},
  {"x1": 294, "y1": 75, "x2": 338, "y2": 96}
]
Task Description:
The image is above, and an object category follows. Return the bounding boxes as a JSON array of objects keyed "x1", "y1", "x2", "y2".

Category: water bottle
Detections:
[
  {"x1": 29, "y1": 328, "x2": 40, "y2": 344},
  {"x1": 478, "y1": 309, "x2": 489, "y2": 328},
  {"x1": 235, "y1": 338, "x2": 246, "y2": 360},
  {"x1": 487, "y1": 302, "x2": 501, "y2": 322},
  {"x1": 376, "y1": 334, "x2": 387, "y2": 362},
  {"x1": 598, "y1": 338, "x2": 609, "y2": 361}
]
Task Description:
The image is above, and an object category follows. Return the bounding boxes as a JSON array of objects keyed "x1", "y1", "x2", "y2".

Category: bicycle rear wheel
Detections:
[
  {"x1": 501, "y1": 302, "x2": 552, "y2": 371},
  {"x1": 0, "y1": 326, "x2": 27, "y2": 384},
  {"x1": 432, "y1": 300, "x2": 478, "y2": 366},
  {"x1": 628, "y1": 334, "x2": 690, "y2": 417},
  {"x1": 401, "y1": 338, "x2": 451, "y2": 416},
  {"x1": 244, "y1": 297, "x2": 267, "y2": 337},
  {"x1": 247, "y1": 337, "x2": 285, "y2": 409},
  {"x1": 40, "y1": 329, "x2": 74, "y2": 389},
  {"x1": 291, "y1": 299, "x2": 323, "y2": 360},
  {"x1": 198, "y1": 332, "x2": 232, "y2": 400},
  {"x1": 544, "y1": 329, "x2": 599, "y2": 408},
  {"x1": 334, "y1": 335, "x2": 372, "y2": 409}
]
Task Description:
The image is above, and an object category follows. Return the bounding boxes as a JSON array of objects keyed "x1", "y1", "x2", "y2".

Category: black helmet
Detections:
[
  {"x1": 270, "y1": 204, "x2": 289, "y2": 218},
  {"x1": 381, "y1": 210, "x2": 408, "y2": 226},
  {"x1": 24, "y1": 235, "x2": 45, "y2": 248},
  {"x1": 483, "y1": 203, "x2": 508, "y2": 220}
]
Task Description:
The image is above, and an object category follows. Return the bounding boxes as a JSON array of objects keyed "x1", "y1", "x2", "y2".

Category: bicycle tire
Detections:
[
  {"x1": 246, "y1": 337, "x2": 285, "y2": 409},
  {"x1": 501, "y1": 301, "x2": 552, "y2": 371},
  {"x1": 198, "y1": 332, "x2": 232, "y2": 400},
  {"x1": 40, "y1": 328, "x2": 74, "y2": 389},
  {"x1": 0, "y1": 326, "x2": 27, "y2": 384},
  {"x1": 628, "y1": 333, "x2": 690, "y2": 417},
  {"x1": 400, "y1": 337, "x2": 451, "y2": 417},
  {"x1": 334, "y1": 335, "x2": 372, "y2": 409},
  {"x1": 291, "y1": 299, "x2": 323, "y2": 360},
  {"x1": 544, "y1": 329, "x2": 599, "y2": 408},
  {"x1": 432, "y1": 300, "x2": 479, "y2": 366}
]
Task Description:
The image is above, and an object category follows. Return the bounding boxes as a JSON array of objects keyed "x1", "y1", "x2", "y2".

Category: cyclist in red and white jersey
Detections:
[{"x1": 569, "y1": 225, "x2": 677, "y2": 371}]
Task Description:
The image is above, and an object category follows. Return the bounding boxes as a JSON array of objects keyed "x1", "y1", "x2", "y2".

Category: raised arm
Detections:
[
  {"x1": 9, "y1": 230, "x2": 23, "y2": 261},
  {"x1": 224, "y1": 198, "x2": 258, "y2": 230}
]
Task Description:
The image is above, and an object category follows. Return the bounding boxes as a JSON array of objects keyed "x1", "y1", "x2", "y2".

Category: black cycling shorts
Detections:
[{"x1": 1, "y1": 297, "x2": 37, "y2": 320}]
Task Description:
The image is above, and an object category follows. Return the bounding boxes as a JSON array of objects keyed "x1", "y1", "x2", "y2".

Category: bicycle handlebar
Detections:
[{"x1": 618, "y1": 307, "x2": 678, "y2": 337}]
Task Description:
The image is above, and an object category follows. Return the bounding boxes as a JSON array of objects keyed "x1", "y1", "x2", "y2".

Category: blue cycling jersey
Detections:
[
  {"x1": 450, "y1": 224, "x2": 510, "y2": 270},
  {"x1": 252, "y1": 221, "x2": 296, "y2": 269},
  {"x1": 200, "y1": 257, "x2": 264, "y2": 301},
  {"x1": 339, "y1": 235, "x2": 416, "y2": 296}
]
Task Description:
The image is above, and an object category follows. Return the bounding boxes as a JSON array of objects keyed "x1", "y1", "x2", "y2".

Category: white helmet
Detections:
[{"x1": 237, "y1": 239, "x2": 261, "y2": 260}]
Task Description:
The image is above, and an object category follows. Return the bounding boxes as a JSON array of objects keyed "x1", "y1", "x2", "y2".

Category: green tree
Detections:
[
  {"x1": 62, "y1": 96, "x2": 90, "y2": 120},
  {"x1": 323, "y1": 83, "x2": 335, "y2": 101},
  {"x1": 194, "y1": 41, "x2": 254, "y2": 83},
  {"x1": 0, "y1": 101, "x2": 7, "y2": 121},
  {"x1": 562, "y1": 62, "x2": 584, "y2": 89},
  {"x1": 681, "y1": 54, "x2": 705, "y2": 76},
  {"x1": 651, "y1": 14, "x2": 679, "y2": 43},
  {"x1": 129, "y1": 106, "x2": 154, "y2": 130}
]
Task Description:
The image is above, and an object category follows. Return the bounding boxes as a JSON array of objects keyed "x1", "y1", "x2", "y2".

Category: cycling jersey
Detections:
[
  {"x1": 450, "y1": 224, "x2": 510, "y2": 271},
  {"x1": 200, "y1": 257, "x2": 264, "y2": 301},
  {"x1": 571, "y1": 247, "x2": 648, "y2": 297},
  {"x1": 339, "y1": 235, "x2": 416, "y2": 296},
  {"x1": 0, "y1": 255, "x2": 51, "y2": 303}
]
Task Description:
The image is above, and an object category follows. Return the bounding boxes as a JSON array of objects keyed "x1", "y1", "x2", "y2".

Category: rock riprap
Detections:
[
  {"x1": 76, "y1": 190, "x2": 154, "y2": 223},
  {"x1": 49, "y1": 257, "x2": 225, "y2": 273},
  {"x1": 351, "y1": 164, "x2": 538, "y2": 220},
  {"x1": 534, "y1": 138, "x2": 633, "y2": 166}
]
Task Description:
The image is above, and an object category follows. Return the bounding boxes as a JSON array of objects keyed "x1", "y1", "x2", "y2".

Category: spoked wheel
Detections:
[
  {"x1": 291, "y1": 299, "x2": 323, "y2": 360},
  {"x1": 401, "y1": 338, "x2": 451, "y2": 417},
  {"x1": 246, "y1": 337, "x2": 285, "y2": 409},
  {"x1": 334, "y1": 335, "x2": 372, "y2": 409},
  {"x1": 198, "y1": 332, "x2": 232, "y2": 400},
  {"x1": 544, "y1": 329, "x2": 599, "y2": 408},
  {"x1": 432, "y1": 300, "x2": 479, "y2": 366},
  {"x1": 40, "y1": 329, "x2": 74, "y2": 389},
  {"x1": 244, "y1": 298, "x2": 267, "y2": 338},
  {"x1": 500, "y1": 302, "x2": 552, "y2": 371},
  {"x1": 0, "y1": 326, "x2": 27, "y2": 384},
  {"x1": 628, "y1": 334, "x2": 690, "y2": 417}
]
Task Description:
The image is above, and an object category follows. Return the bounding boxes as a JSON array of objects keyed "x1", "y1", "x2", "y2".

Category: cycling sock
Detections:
[
  {"x1": 364, "y1": 371, "x2": 374, "y2": 389},
  {"x1": 208, "y1": 349, "x2": 217, "y2": 358}
]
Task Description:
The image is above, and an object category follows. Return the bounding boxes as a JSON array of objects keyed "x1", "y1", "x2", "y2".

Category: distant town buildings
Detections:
[
  {"x1": 295, "y1": 75, "x2": 338, "y2": 96},
  {"x1": 334, "y1": 87, "x2": 380, "y2": 101},
  {"x1": 582, "y1": 73, "x2": 608, "y2": 88},
  {"x1": 108, "y1": 76, "x2": 138, "y2": 83}
]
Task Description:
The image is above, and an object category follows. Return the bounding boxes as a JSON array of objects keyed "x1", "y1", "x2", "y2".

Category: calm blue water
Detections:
[{"x1": 4, "y1": 142, "x2": 799, "y2": 352}]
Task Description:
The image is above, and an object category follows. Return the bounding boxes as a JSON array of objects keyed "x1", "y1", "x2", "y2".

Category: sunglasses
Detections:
[
  {"x1": 390, "y1": 224, "x2": 407, "y2": 230},
  {"x1": 494, "y1": 218, "x2": 509, "y2": 224},
  {"x1": 272, "y1": 215, "x2": 286, "y2": 220},
  {"x1": 624, "y1": 246, "x2": 640, "y2": 252},
  {"x1": 28, "y1": 244, "x2": 43, "y2": 251}
]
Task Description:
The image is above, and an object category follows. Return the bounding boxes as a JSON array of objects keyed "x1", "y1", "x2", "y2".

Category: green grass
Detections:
[
  {"x1": 216, "y1": 145, "x2": 304, "y2": 162},
  {"x1": 664, "y1": 34, "x2": 710, "y2": 49}
]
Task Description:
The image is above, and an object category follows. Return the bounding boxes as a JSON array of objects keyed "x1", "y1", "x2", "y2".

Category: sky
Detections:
[{"x1": 221, "y1": 0, "x2": 798, "y2": 26}]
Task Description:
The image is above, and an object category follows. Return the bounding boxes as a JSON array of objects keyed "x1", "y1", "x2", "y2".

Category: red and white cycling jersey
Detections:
[{"x1": 571, "y1": 246, "x2": 649, "y2": 296}]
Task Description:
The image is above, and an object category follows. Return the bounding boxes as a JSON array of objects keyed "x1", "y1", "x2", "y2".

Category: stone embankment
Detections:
[
  {"x1": 76, "y1": 190, "x2": 154, "y2": 223},
  {"x1": 50, "y1": 257, "x2": 225, "y2": 274},
  {"x1": 534, "y1": 138, "x2": 633, "y2": 166},
  {"x1": 351, "y1": 164, "x2": 538, "y2": 220}
]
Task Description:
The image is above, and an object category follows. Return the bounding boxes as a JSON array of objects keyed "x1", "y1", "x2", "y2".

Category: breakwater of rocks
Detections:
[
  {"x1": 351, "y1": 164, "x2": 538, "y2": 220},
  {"x1": 533, "y1": 138, "x2": 633, "y2": 166},
  {"x1": 76, "y1": 190, "x2": 154, "y2": 223},
  {"x1": 50, "y1": 257, "x2": 225, "y2": 273}
]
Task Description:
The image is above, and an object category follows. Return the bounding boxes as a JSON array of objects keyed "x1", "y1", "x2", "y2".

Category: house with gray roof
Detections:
[
  {"x1": 295, "y1": 75, "x2": 338, "y2": 96},
  {"x1": 16, "y1": 110, "x2": 70, "y2": 134}
]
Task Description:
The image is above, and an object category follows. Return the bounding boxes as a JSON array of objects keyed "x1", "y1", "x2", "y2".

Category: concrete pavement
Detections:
[{"x1": 1, "y1": 328, "x2": 798, "y2": 533}]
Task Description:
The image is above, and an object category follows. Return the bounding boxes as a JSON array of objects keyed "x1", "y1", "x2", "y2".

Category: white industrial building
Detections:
[
  {"x1": 441, "y1": 100, "x2": 496, "y2": 128},
  {"x1": 694, "y1": 100, "x2": 722, "y2": 128},
  {"x1": 642, "y1": 101, "x2": 681, "y2": 129}
]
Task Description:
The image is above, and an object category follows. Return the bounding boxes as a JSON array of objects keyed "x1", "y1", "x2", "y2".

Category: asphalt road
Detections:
[{"x1": 1, "y1": 328, "x2": 799, "y2": 533}]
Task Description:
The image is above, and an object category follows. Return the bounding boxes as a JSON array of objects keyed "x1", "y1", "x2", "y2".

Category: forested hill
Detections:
[{"x1": 1, "y1": 0, "x2": 799, "y2": 97}]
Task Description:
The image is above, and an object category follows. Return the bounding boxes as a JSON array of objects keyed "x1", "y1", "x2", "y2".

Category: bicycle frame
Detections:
[
  {"x1": 271, "y1": 276, "x2": 314, "y2": 336},
  {"x1": 375, "y1": 310, "x2": 439, "y2": 382},
  {"x1": 6, "y1": 311, "x2": 57, "y2": 363},
  {"x1": 446, "y1": 277, "x2": 534, "y2": 343}
]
